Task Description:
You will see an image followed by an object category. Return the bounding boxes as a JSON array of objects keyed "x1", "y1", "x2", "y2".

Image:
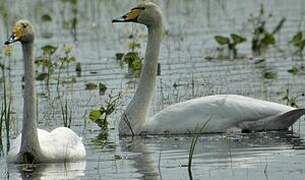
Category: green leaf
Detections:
[
  {"x1": 214, "y1": 36, "x2": 230, "y2": 45},
  {"x1": 263, "y1": 71, "x2": 277, "y2": 79},
  {"x1": 85, "y1": 83, "x2": 97, "y2": 90},
  {"x1": 261, "y1": 32, "x2": 275, "y2": 45},
  {"x1": 289, "y1": 32, "x2": 303, "y2": 45},
  {"x1": 89, "y1": 109, "x2": 102, "y2": 122},
  {"x1": 41, "y1": 14, "x2": 52, "y2": 22},
  {"x1": 41, "y1": 45, "x2": 57, "y2": 56},
  {"x1": 99, "y1": 83, "x2": 107, "y2": 95},
  {"x1": 115, "y1": 53, "x2": 124, "y2": 60},
  {"x1": 287, "y1": 66, "x2": 298, "y2": 75},
  {"x1": 36, "y1": 73, "x2": 49, "y2": 81},
  {"x1": 294, "y1": 39, "x2": 305, "y2": 50},
  {"x1": 231, "y1": 34, "x2": 246, "y2": 45}
]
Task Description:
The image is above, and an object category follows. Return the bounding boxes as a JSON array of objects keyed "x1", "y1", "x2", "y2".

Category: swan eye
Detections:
[{"x1": 21, "y1": 23, "x2": 27, "y2": 28}]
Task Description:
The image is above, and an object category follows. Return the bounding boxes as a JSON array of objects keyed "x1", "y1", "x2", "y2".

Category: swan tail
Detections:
[{"x1": 237, "y1": 108, "x2": 305, "y2": 132}]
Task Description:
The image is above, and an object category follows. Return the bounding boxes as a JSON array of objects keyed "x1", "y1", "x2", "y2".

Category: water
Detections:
[{"x1": 1, "y1": 0, "x2": 305, "y2": 179}]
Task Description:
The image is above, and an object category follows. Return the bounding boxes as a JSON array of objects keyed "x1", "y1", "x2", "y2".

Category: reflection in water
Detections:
[
  {"x1": 117, "y1": 132, "x2": 303, "y2": 180},
  {"x1": 120, "y1": 137, "x2": 161, "y2": 180},
  {"x1": 8, "y1": 161, "x2": 86, "y2": 180}
]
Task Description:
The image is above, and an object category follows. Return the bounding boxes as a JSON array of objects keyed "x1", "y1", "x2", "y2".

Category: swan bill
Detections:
[
  {"x1": 112, "y1": 7, "x2": 143, "y2": 23},
  {"x1": 4, "y1": 33, "x2": 19, "y2": 45}
]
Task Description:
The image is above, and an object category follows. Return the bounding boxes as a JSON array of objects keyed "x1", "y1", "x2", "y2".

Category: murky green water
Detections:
[{"x1": 1, "y1": 0, "x2": 305, "y2": 179}]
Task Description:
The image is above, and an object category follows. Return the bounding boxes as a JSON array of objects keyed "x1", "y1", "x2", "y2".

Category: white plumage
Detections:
[
  {"x1": 5, "y1": 20, "x2": 85, "y2": 163},
  {"x1": 114, "y1": 2, "x2": 305, "y2": 136}
]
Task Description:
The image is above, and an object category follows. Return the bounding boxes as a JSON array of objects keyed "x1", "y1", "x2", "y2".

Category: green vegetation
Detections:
[
  {"x1": 282, "y1": 88, "x2": 299, "y2": 108},
  {"x1": 0, "y1": 46, "x2": 13, "y2": 152},
  {"x1": 89, "y1": 93, "x2": 121, "y2": 131},
  {"x1": 214, "y1": 33, "x2": 247, "y2": 59},
  {"x1": 61, "y1": 0, "x2": 79, "y2": 41},
  {"x1": 188, "y1": 120, "x2": 209, "y2": 180},
  {"x1": 115, "y1": 31, "x2": 143, "y2": 77},
  {"x1": 249, "y1": 4, "x2": 286, "y2": 55},
  {"x1": 263, "y1": 70, "x2": 277, "y2": 80},
  {"x1": 289, "y1": 31, "x2": 305, "y2": 56}
]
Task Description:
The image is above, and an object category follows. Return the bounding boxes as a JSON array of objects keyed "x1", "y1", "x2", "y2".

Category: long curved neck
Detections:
[
  {"x1": 120, "y1": 24, "x2": 162, "y2": 135},
  {"x1": 20, "y1": 41, "x2": 41, "y2": 157}
]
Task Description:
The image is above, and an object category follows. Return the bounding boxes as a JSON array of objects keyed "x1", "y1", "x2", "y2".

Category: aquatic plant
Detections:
[
  {"x1": 282, "y1": 88, "x2": 299, "y2": 108},
  {"x1": 214, "y1": 34, "x2": 246, "y2": 59},
  {"x1": 35, "y1": 45, "x2": 58, "y2": 87},
  {"x1": 89, "y1": 92, "x2": 122, "y2": 131},
  {"x1": 56, "y1": 44, "x2": 77, "y2": 93},
  {"x1": 263, "y1": 70, "x2": 277, "y2": 80},
  {"x1": 0, "y1": 0, "x2": 9, "y2": 35},
  {"x1": 188, "y1": 120, "x2": 209, "y2": 180},
  {"x1": 61, "y1": 0, "x2": 79, "y2": 41},
  {"x1": 289, "y1": 31, "x2": 305, "y2": 57},
  {"x1": 249, "y1": 4, "x2": 286, "y2": 56},
  {"x1": 287, "y1": 65, "x2": 305, "y2": 76},
  {"x1": 0, "y1": 46, "x2": 13, "y2": 153},
  {"x1": 115, "y1": 30, "x2": 143, "y2": 77},
  {"x1": 40, "y1": 14, "x2": 54, "y2": 39},
  {"x1": 60, "y1": 96, "x2": 72, "y2": 128}
]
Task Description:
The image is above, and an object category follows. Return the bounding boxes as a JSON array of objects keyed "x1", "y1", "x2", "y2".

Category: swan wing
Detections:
[
  {"x1": 147, "y1": 95, "x2": 299, "y2": 134},
  {"x1": 39, "y1": 127, "x2": 86, "y2": 162}
]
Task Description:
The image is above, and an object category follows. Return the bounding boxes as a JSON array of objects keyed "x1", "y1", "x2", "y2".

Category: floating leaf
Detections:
[
  {"x1": 41, "y1": 45, "x2": 57, "y2": 56},
  {"x1": 263, "y1": 71, "x2": 277, "y2": 79},
  {"x1": 114, "y1": 155, "x2": 122, "y2": 160},
  {"x1": 85, "y1": 83, "x2": 97, "y2": 90},
  {"x1": 231, "y1": 34, "x2": 246, "y2": 45},
  {"x1": 36, "y1": 73, "x2": 49, "y2": 81},
  {"x1": 287, "y1": 66, "x2": 298, "y2": 75},
  {"x1": 214, "y1": 36, "x2": 230, "y2": 45},
  {"x1": 115, "y1": 53, "x2": 124, "y2": 61},
  {"x1": 41, "y1": 14, "x2": 52, "y2": 22}
]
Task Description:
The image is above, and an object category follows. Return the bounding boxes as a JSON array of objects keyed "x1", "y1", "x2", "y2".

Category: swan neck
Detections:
[
  {"x1": 20, "y1": 41, "x2": 40, "y2": 154},
  {"x1": 120, "y1": 25, "x2": 162, "y2": 135}
]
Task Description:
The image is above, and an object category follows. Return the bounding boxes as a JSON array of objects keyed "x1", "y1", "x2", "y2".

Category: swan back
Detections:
[
  {"x1": 8, "y1": 128, "x2": 86, "y2": 163},
  {"x1": 146, "y1": 95, "x2": 296, "y2": 134}
]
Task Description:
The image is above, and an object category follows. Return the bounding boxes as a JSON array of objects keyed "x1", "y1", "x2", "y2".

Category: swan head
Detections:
[
  {"x1": 5, "y1": 20, "x2": 34, "y2": 45},
  {"x1": 112, "y1": 1, "x2": 162, "y2": 27}
]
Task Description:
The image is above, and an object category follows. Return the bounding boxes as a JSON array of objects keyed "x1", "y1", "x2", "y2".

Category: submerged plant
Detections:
[
  {"x1": 214, "y1": 33, "x2": 246, "y2": 59},
  {"x1": 89, "y1": 93, "x2": 122, "y2": 131},
  {"x1": 61, "y1": 0, "x2": 79, "y2": 41},
  {"x1": 249, "y1": 4, "x2": 286, "y2": 56}
]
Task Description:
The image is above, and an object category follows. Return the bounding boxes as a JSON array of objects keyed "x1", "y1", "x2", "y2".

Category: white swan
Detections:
[
  {"x1": 113, "y1": 2, "x2": 305, "y2": 136},
  {"x1": 5, "y1": 20, "x2": 86, "y2": 163}
]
